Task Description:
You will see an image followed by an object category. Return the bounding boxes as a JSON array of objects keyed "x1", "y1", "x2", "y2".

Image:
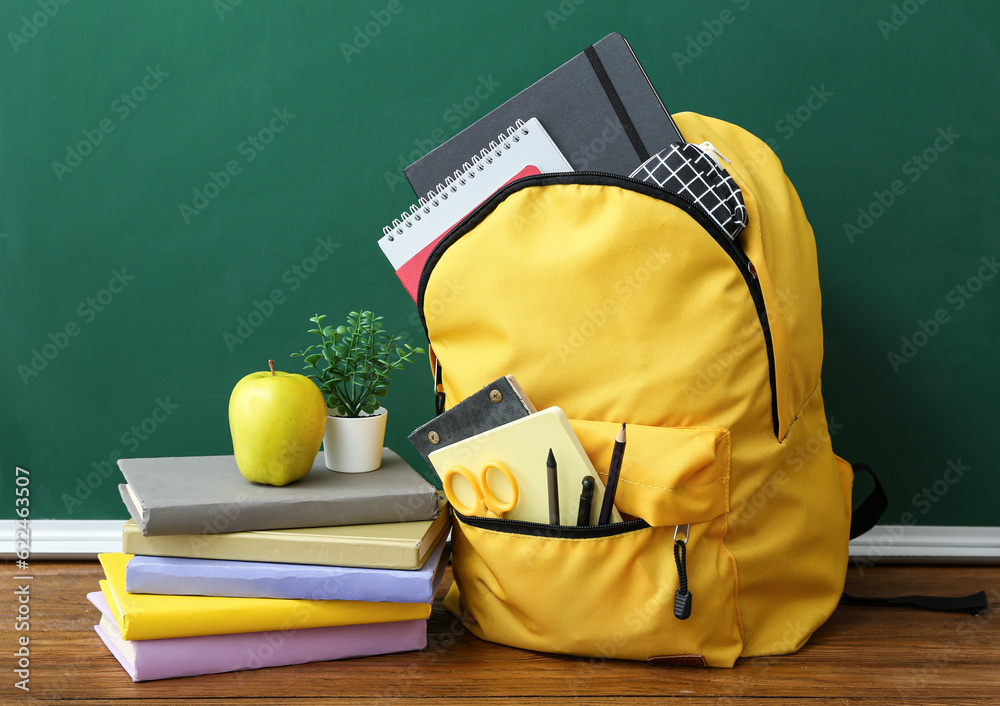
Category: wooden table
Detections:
[{"x1": 10, "y1": 562, "x2": 999, "y2": 703}]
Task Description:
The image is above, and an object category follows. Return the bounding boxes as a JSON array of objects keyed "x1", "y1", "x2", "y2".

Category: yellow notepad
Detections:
[
  {"x1": 98, "y1": 553, "x2": 430, "y2": 641},
  {"x1": 428, "y1": 407, "x2": 621, "y2": 525}
]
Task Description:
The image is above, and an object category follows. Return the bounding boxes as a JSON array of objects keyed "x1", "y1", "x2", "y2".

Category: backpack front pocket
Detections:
[{"x1": 445, "y1": 423, "x2": 744, "y2": 667}]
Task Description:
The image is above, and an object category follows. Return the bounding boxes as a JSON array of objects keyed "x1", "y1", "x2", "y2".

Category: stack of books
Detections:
[{"x1": 90, "y1": 449, "x2": 450, "y2": 681}]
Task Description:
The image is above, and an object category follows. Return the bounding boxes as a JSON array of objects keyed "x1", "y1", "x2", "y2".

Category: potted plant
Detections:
[{"x1": 292, "y1": 311, "x2": 425, "y2": 473}]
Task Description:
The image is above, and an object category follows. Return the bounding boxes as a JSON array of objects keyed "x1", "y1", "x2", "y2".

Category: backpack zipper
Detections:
[
  {"x1": 416, "y1": 171, "x2": 780, "y2": 439},
  {"x1": 454, "y1": 508, "x2": 649, "y2": 538},
  {"x1": 458, "y1": 509, "x2": 697, "y2": 618}
]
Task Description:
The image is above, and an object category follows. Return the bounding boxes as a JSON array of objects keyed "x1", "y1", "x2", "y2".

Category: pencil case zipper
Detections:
[{"x1": 417, "y1": 170, "x2": 778, "y2": 438}]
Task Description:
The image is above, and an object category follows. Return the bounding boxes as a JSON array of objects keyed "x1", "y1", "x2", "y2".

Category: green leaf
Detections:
[{"x1": 296, "y1": 309, "x2": 424, "y2": 414}]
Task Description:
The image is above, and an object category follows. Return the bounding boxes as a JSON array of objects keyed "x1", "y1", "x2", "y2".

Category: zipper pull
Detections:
[
  {"x1": 673, "y1": 524, "x2": 692, "y2": 620},
  {"x1": 433, "y1": 356, "x2": 445, "y2": 416},
  {"x1": 695, "y1": 141, "x2": 731, "y2": 167}
]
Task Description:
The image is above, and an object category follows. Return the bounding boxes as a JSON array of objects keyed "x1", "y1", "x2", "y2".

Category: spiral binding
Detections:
[{"x1": 383, "y1": 119, "x2": 530, "y2": 241}]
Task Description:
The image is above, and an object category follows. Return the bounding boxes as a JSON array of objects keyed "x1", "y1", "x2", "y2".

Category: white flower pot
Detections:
[{"x1": 322, "y1": 407, "x2": 387, "y2": 473}]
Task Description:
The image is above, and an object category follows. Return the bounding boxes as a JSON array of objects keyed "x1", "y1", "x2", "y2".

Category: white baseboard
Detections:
[
  {"x1": 2, "y1": 520, "x2": 125, "y2": 560},
  {"x1": 848, "y1": 525, "x2": 1000, "y2": 563},
  {"x1": 2, "y1": 521, "x2": 999, "y2": 562}
]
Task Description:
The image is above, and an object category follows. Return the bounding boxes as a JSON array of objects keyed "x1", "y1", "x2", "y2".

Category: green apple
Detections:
[{"x1": 229, "y1": 360, "x2": 326, "y2": 486}]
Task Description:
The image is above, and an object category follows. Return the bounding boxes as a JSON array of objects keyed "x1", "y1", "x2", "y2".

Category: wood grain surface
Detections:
[{"x1": 5, "y1": 561, "x2": 998, "y2": 703}]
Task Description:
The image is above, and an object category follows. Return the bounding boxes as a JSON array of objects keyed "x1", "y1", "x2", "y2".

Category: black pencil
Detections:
[
  {"x1": 577, "y1": 476, "x2": 595, "y2": 526},
  {"x1": 598, "y1": 423, "x2": 626, "y2": 525},
  {"x1": 547, "y1": 448, "x2": 559, "y2": 525}
]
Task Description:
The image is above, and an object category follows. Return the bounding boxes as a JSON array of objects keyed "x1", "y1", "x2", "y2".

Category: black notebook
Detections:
[{"x1": 404, "y1": 32, "x2": 683, "y2": 199}]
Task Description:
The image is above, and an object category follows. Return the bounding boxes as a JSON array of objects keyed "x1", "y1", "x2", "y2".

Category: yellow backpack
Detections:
[{"x1": 415, "y1": 112, "x2": 974, "y2": 666}]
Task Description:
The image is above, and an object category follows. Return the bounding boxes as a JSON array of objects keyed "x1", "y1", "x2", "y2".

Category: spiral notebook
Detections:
[{"x1": 379, "y1": 117, "x2": 572, "y2": 301}]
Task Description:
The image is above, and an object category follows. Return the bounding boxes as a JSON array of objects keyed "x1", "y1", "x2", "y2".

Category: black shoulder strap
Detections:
[
  {"x1": 840, "y1": 591, "x2": 988, "y2": 615},
  {"x1": 843, "y1": 462, "x2": 989, "y2": 616},
  {"x1": 849, "y1": 462, "x2": 887, "y2": 540}
]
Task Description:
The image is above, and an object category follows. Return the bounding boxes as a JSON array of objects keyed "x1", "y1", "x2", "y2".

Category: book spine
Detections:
[
  {"x1": 126, "y1": 561, "x2": 436, "y2": 603},
  {"x1": 121, "y1": 524, "x2": 432, "y2": 570},
  {"x1": 142, "y1": 487, "x2": 439, "y2": 535},
  {"x1": 117, "y1": 591, "x2": 431, "y2": 640},
  {"x1": 96, "y1": 620, "x2": 427, "y2": 681}
]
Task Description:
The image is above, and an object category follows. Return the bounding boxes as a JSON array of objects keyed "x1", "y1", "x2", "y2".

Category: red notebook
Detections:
[{"x1": 378, "y1": 118, "x2": 571, "y2": 301}]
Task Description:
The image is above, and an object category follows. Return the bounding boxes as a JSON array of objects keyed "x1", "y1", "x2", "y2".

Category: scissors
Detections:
[{"x1": 442, "y1": 461, "x2": 519, "y2": 519}]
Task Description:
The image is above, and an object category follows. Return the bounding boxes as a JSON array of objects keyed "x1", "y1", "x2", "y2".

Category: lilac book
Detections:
[
  {"x1": 125, "y1": 538, "x2": 450, "y2": 603},
  {"x1": 87, "y1": 591, "x2": 426, "y2": 681}
]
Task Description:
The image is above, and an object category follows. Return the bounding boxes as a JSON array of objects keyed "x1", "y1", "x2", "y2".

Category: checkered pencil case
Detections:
[{"x1": 630, "y1": 142, "x2": 748, "y2": 241}]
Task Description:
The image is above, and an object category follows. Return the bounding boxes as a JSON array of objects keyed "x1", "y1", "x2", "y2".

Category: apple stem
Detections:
[{"x1": 269, "y1": 359, "x2": 275, "y2": 376}]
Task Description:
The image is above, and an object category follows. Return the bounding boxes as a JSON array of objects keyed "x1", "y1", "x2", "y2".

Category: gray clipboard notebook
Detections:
[
  {"x1": 408, "y1": 375, "x2": 536, "y2": 469},
  {"x1": 404, "y1": 32, "x2": 682, "y2": 199}
]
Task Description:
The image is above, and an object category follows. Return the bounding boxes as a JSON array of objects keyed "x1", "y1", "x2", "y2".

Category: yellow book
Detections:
[
  {"x1": 121, "y1": 498, "x2": 450, "y2": 570},
  {"x1": 98, "y1": 553, "x2": 431, "y2": 641}
]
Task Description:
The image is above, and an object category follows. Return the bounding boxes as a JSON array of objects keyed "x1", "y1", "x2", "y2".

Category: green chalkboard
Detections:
[{"x1": 1, "y1": 0, "x2": 997, "y2": 527}]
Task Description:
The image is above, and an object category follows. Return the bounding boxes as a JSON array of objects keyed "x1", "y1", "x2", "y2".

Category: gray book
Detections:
[
  {"x1": 404, "y1": 32, "x2": 683, "y2": 199},
  {"x1": 117, "y1": 449, "x2": 439, "y2": 536}
]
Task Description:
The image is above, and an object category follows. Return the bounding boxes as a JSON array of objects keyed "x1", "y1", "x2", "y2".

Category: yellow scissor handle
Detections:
[
  {"x1": 479, "y1": 461, "x2": 518, "y2": 519},
  {"x1": 442, "y1": 465, "x2": 486, "y2": 517}
]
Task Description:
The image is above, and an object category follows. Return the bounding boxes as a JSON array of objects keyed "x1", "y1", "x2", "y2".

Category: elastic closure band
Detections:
[{"x1": 585, "y1": 44, "x2": 648, "y2": 163}]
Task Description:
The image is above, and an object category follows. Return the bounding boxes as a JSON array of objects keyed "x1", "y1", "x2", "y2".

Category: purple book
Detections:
[
  {"x1": 88, "y1": 591, "x2": 426, "y2": 681},
  {"x1": 125, "y1": 537, "x2": 449, "y2": 603}
]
